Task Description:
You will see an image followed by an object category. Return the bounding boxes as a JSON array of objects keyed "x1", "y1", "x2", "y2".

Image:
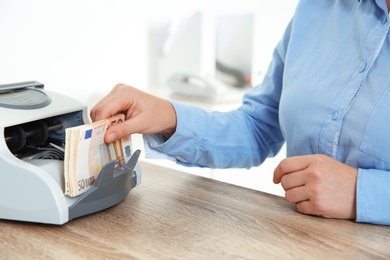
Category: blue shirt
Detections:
[{"x1": 145, "y1": 0, "x2": 390, "y2": 225}]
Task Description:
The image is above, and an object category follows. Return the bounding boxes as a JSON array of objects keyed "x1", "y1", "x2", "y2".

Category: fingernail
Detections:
[{"x1": 107, "y1": 132, "x2": 117, "y2": 143}]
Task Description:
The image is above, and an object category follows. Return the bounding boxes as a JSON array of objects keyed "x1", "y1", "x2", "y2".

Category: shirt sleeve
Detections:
[
  {"x1": 356, "y1": 168, "x2": 390, "y2": 225},
  {"x1": 143, "y1": 70, "x2": 287, "y2": 168}
]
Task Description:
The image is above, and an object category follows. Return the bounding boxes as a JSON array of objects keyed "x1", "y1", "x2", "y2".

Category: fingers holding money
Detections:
[{"x1": 91, "y1": 83, "x2": 178, "y2": 143}]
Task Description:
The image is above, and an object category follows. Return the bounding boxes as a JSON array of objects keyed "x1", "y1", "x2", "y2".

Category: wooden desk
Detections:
[{"x1": 1, "y1": 162, "x2": 390, "y2": 259}]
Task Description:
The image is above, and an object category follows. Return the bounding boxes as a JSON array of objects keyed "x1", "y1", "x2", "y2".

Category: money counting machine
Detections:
[{"x1": 0, "y1": 81, "x2": 141, "y2": 224}]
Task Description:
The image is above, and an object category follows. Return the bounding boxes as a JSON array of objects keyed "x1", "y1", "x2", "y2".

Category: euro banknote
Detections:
[{"x1": 64, "y1": 114, "x2": 133, "y2": 197}]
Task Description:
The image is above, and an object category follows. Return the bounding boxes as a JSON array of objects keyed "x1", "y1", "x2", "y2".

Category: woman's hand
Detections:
[
  {"x1": 90, "y1": 83, "x2": 177, "y2": 143},
  {"x1": 273, "y1": 154, "x2": 358, "y2": 220}
]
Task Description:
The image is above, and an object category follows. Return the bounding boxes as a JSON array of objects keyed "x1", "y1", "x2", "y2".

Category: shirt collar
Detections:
[{"x1": 375, "y1": 0, "x2": 389, "y2": 13}]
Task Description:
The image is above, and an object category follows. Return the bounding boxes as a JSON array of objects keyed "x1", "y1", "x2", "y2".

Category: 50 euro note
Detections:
[{"x1": 64, "y1": 114, "x2": 133, "y2": 197}]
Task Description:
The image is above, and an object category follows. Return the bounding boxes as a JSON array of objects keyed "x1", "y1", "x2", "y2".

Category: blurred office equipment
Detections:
[{"x1": 158, "y1": 11, "x2": 258, "y2": 102}]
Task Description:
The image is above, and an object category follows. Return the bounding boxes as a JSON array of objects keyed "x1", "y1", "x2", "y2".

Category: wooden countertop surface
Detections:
[{"x1": 1, "y1": 161, "x2": 390, "y2": 259}]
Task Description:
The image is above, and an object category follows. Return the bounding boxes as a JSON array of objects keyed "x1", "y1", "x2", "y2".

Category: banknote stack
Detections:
[{"x1": 64, "y1": 114, "x2": 133, "y2": 197}]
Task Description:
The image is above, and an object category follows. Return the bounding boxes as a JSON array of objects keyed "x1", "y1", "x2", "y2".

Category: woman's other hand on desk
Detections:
[
  {"x1": 273, "y1": 154, "x2": 358, "y2": 220},
  {"x1": 90, "y1": 83, "x2": 177, "y2": 143}
]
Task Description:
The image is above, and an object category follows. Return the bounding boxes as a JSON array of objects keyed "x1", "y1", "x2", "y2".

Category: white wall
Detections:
[
  {"x1": 0, "y1": 0, "x2": 297, "y2": 108},
  {"x1": 0, "y1": 0, "x2": 148, "y2": 109}
]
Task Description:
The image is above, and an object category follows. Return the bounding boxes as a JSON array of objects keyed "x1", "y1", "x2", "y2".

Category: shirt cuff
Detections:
[
  {"x1": 143, "y1": 133, "x2": 177, "y2": 161},
  {"x1": 143, "y1": 101, "x2": 208, "y2": 165},
  {"x1": 356, "y1": 168, "x2": 390, "y2": 225}
]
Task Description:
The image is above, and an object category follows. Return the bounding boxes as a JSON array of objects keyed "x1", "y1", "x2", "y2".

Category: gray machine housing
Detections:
[{"x1": 0, "y1": 81, "x2": 141, "y2": 225}]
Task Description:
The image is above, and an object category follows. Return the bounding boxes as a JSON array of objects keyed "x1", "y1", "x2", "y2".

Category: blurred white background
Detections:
[{"x1": 0, "y1": 0, "x2": 298, "y2": 196}]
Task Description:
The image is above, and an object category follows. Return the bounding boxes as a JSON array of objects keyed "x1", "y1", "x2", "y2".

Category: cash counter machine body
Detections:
[{"x1": 0, "y1": 81, "x2": 141, "y2": 225}]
